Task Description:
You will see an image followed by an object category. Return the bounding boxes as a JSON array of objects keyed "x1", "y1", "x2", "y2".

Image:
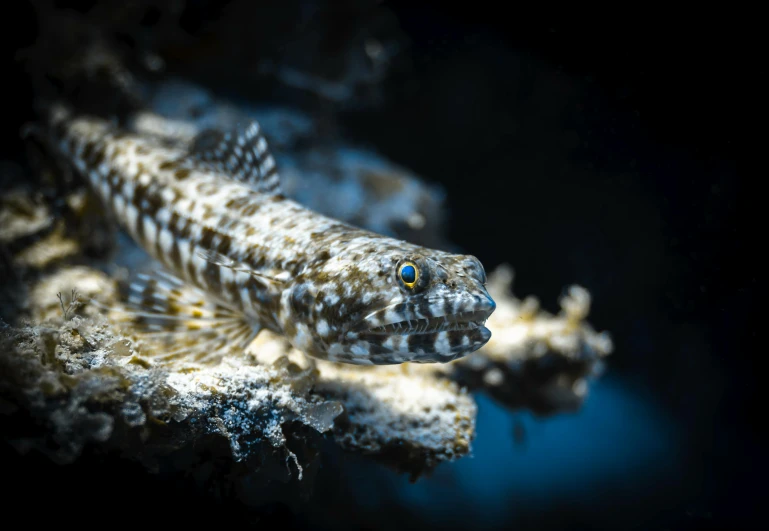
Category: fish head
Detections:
[{"x1": 284, "y1": 242, "x2": 496, "y2": 364}]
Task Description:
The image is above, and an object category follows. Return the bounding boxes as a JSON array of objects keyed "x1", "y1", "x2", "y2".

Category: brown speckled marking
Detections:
[{"x1": 46, "y1": 107, "x2": 496, "y2": 364}]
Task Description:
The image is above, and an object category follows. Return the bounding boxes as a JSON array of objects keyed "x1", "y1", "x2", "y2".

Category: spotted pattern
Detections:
[{"x1": 46, "y1": 107, "x2": 496, "y2": 364}]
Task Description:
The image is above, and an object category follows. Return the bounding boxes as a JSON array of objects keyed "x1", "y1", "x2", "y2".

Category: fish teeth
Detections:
[{"x1": 366, "y1": 314, "x2": 482, "y2": 335}]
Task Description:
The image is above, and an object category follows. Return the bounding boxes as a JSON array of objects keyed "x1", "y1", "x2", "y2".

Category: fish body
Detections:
[{"x1": 43, "y1": 106, "x2": 495, "y2": 364}]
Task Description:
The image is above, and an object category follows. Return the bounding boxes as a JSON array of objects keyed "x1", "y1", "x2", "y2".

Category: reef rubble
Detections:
[
  {"x1": 1, "y1": 155, "x2": 611, "y2": 485},
  {"x1": 1, "y1": 50, "x2": 611, "y2": 490}
]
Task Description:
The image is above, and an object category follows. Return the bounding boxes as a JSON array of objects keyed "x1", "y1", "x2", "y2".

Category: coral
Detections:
[
  {"x1": 2, "y1": 38, "x2": 612, "y2": 494},
  {"x1": 1, "y1": 88, "x2": 612, "y2": 485},
  {"x1": 315, "y1": 361, "x2": 475, "y2": 473},
  {"x1": 1, "y1": 254, "x2": 610, "y2": 485},
  {"x1": 0, "y1": 263, "x2": 476, "y2": 482},
  {"x1": 447, "y1": 265, "x2": 613, "y2": 414},
  {"x1": 0, "y1": 188, "x2": 53, "y2": 245}
]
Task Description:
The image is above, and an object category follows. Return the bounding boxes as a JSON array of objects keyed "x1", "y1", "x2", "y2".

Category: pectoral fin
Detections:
[{"x1": 102, "y1": 269, "x2": 260, "y2": 364}]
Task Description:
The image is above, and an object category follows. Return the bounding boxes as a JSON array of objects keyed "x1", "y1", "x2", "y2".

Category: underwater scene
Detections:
[{"x1": 0, "y1": 2, "x2": 754, "y2": 530}]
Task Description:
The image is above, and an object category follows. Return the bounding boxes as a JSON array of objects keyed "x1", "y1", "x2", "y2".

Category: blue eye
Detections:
[
  {"x1": 398, "y1": 262, "x2": 419, "y2": 288},
  {"x1": 401, "y1": 265, "x2": 416, "y2": 283}
]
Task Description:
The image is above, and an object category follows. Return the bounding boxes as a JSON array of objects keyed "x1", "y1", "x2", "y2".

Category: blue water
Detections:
[{"x1": 385, "y1": 375, "x2": 682, "y2": 526}]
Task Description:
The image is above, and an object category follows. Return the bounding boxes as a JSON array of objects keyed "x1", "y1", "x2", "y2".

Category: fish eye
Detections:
[{"x1": 398, "y1": 261, "x2": 419, "y2": 289}]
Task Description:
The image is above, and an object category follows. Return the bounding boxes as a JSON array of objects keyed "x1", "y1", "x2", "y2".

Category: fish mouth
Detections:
[
  {"x1": 338, "y1": 294, "x2": 496, "y2": 363},
  {"x1": 356, "y1": 309, "x2": 491, "y2": 336},
  {"x1": 346, "y1": 294, "x2": 496, "y2": 341}
]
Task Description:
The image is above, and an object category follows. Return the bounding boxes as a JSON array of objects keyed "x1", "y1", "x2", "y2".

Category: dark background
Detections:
[{"x1": 1, "y1": 2, "x2": 756, "y2": 530}]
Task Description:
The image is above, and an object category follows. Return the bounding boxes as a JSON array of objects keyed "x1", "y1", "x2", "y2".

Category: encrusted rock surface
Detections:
[
  {"x1": 0, "y1": 262, "x2": 479, "y2": 479},
  {"x1": 447, "y1": 265, "x2": 613, "y2": 414},
  {"x1": 1, "y1": 79, "x2": 611, "y2": 489}
]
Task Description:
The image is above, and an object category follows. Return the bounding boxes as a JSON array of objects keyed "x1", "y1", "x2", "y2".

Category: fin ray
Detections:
[{"x1": 101, "y1": 269, "x2": 261, "y2": 364}]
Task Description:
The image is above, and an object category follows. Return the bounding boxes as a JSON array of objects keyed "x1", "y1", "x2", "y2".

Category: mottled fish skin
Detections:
[{"x1": 44, "y1": 107, "x2": 496, "y2": 365}]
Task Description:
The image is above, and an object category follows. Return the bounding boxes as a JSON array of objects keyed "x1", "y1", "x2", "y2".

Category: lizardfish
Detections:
[{"x1": 40, "y1": 106, "x2": 496, "y2": 364}]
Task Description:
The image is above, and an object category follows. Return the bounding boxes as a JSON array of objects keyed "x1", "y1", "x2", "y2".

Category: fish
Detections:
[{"x1": 38, "y1": 105, "x2": 496, "y2": 365}]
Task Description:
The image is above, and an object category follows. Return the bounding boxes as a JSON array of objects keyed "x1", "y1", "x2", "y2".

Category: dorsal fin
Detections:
[{"x1": 190, "y1": 122, "x2": 281, "y2": 195}]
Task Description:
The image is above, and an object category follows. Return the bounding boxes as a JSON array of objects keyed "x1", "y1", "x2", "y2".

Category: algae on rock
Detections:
[
  {"x1": 1, "y1": 102, "x2": 612, "y2": 484},
  {"x1": 1, "y1": 70, "x2": 612, "y2": 490},
  {"x1": 1, "y1": 260, "x2": 478, "y2": 479}
]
